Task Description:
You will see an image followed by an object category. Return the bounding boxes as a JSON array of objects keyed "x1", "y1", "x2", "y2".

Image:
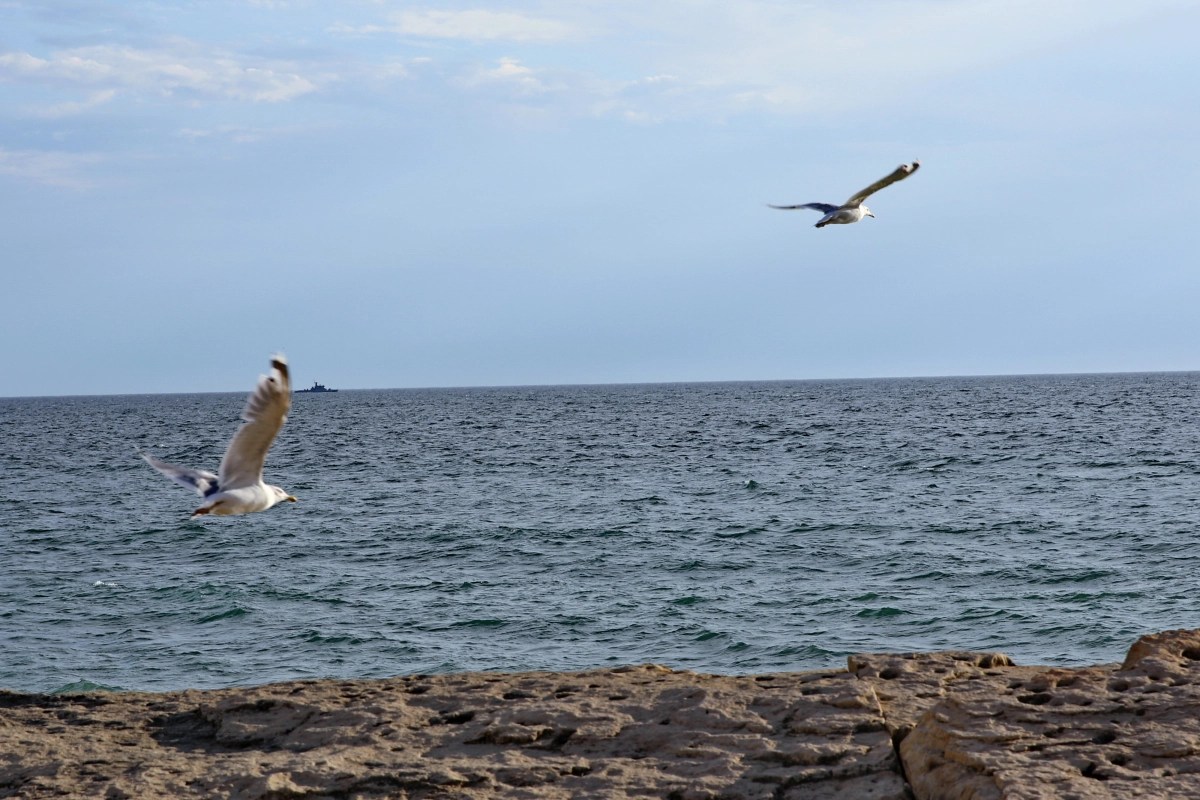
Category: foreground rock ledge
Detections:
[{"x1": 2, "y1": 630, "x2": 1198, "y2": 799}]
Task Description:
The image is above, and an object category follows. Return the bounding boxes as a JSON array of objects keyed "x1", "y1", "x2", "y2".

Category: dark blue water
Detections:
[{"x1": 4, "y1": 374, "x2": 1200, "y2": 693}]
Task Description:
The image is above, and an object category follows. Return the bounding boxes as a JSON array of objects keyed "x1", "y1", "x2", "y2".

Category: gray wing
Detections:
[
  {"x1": 218, "y1": 354, "x2": 292, "y2": 490},
  {"x1": 844, "y1": 161, "x2": 920, "y2": 206},
  {"x1": 768, "y1": 202, "x2": 839, "y2": 213},
  {"x1": 138, "y1": 448, "x2": 220, "y2": 497}
]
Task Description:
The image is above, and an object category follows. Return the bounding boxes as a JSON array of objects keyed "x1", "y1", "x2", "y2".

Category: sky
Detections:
[{"x1": 1, "y1": 0, "x2": 1199, "y2": 396}]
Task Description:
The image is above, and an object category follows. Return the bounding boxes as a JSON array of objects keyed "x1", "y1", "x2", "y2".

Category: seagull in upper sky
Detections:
[
  {"x1": 138, "y1": 355, "x2": 297, "y2": 518},
  {"x1": 769, "y1": 161, "x2": 920, "y2": 228}
]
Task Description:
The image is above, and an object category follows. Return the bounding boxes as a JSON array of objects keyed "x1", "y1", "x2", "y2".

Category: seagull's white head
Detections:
[
  {"x1": 269, "y1": 485, "x2": 297, "y2": 504},
  {"x1": 862, "y1": 205, "x2": 875, "y2": 218}
]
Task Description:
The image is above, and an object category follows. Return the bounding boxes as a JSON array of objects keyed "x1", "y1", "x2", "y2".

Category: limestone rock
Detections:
[
  {"x1": 0, "y1": 665, "x2": 908, "y2": 799},
  {"x1": 900, "y1": 630, "x2": 1200, "y2": 799},
  {"x1": 9, "y1": 630, "x2": 1200, "y2": 799},
  {"x1": 1120, "y1": 627, "x2": 1200, "y2": 671},
  {"x1": 849, "y1": 650, "x2": 1032, "y2": 743}
]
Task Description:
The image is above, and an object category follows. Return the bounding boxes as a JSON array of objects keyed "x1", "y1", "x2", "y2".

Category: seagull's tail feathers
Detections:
[{"x1": 137, "y1": 447, "x2": 220, "y2": 497}]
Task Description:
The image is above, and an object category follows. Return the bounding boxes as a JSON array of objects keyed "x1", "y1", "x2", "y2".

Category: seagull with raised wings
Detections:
[
  {"x1": 138, "y1": 355, "x2": 296, "y2": 517},
  {"x1": 769, "y1": 161, "x2": 920, "y2": 228}
]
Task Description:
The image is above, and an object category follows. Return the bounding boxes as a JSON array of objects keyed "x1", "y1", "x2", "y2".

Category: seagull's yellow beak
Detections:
[{"x1": 287, "y1": 495, "x2": 297, "y2": 502}]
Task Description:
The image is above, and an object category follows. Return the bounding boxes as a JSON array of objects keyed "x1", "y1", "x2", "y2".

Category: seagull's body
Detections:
[
  {"x1": 769, "y1": 161, "x2": 920, "y2": 227},
  {"x1": 139, "y1": 355, "x2": 296, "y2": 517}
]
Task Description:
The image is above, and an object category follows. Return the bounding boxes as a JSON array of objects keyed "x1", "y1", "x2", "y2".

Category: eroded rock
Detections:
[
  {"x1": 7, "y1": 631, "x2": 1200, "y2": 799},
  {"x1": 849, "y1": 649, "x2": 1032, "y2": 744},
  {"x1": 0, "y1": 665, "x2": 907, "y2": 799},
  {"x1": 900, "y1": 630, "x2": 1200, "y2": 799}
]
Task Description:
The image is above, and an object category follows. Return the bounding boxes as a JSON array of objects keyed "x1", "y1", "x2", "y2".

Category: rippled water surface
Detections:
[{"x1": 4, "y1": 374, "x2": 1200, "y2": 692}]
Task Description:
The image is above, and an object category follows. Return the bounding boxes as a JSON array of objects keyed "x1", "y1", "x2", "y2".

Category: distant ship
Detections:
[{"x1": 297, "y1": 381, "x2": 338, "y2": 393}]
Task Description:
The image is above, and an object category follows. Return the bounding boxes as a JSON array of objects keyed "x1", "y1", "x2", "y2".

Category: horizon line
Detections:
[{"x1": 4, "y1": 367, "x2": 1199, "y2": 401}]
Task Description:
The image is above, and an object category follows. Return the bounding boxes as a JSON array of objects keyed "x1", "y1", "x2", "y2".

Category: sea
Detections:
[{"x1": 3, "y1": 373, "x2": 1200, "y2": 694}]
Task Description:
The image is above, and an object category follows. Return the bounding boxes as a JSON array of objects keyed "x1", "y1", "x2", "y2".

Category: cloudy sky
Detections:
[{"x1": 2, "y1": 0, "x2": 1198, "y2": 395}]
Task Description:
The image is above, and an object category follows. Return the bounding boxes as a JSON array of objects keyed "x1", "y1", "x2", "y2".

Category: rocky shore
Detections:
[{"x1": 3, "y1": 629, "x2": 1200, "y2": 799}]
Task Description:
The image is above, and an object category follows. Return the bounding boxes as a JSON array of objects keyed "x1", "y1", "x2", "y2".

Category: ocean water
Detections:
[{"x1": 3, "y1": 374, "x2": 1200, "y2": 694}]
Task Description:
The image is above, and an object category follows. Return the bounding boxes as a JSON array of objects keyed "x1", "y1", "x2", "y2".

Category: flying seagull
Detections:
[
  {"x1": 138, "y1": 355, "x2": 296, "y2": 517},
  {"x1": 769, "y1": 161, "x2": 920, "y2": 228}
]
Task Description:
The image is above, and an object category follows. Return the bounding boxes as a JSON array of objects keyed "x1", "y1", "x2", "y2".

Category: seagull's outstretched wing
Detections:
[
  {"x1": 218, "y1": 355, "x2": 292, "y2": 491},
  {"x1": 768, "y1": 202, "x2": 839, "y2": 213},
  {"x1": 844, "y1": 161, "x2": 920, "y2": 206},
  {"x1": 138, "y1": 449, "x2": 220, "y2": 497}
]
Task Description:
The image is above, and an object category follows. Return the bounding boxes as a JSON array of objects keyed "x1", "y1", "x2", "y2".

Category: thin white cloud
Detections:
[
  {"x1": 326, "y1": 22, "x2": 386, "y2": 35},
  {"x1": 412, "y1": 0, "x2": 1193, "y2": 123},
  {"x1": 0, "y1": 50, "x2": 111, "y2": 81},
  {"x1": 583, "y1": 0, "x2": 1188, "y2": 115},
  {"x1": 175, "y1": 124, "x2": 309, "y2": 143},
  {"x1": 340, "y1": 9, "x2": 577, "y2": 42},
  {"x1": 451, "y1": 54, "x2": 735, "y2": 123},
  {"x1": 0, "y1": 146, "x2": 102, "y2": 188},
  {"x1": 471, "y1": 57, "x2": 544, "y2": 92},
  {"x1": 27, "y1": 89, "x2": 117, "y2": 118},
  {"x1": 0, "y1": 41, "x2": 322, "y2": 103},
  {"x1": 3, "y1": 0, "x2": 1190, "y2": 132},
  {"x1": 372, "y1": 60, "x2": 411, "y2": 80}
]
